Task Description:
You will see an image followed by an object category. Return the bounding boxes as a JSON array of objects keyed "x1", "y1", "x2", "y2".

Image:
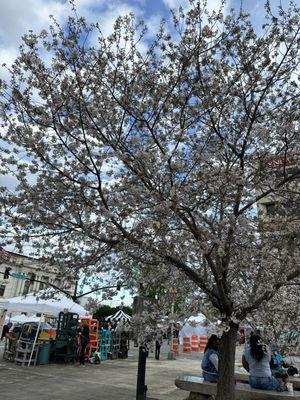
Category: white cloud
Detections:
[
  {"x1": 0, "y1": 47, "x2": 19, "y2": 81},
  {"x1": 93, "y1": 3, "x2": 142, "y2": 37},
  {"x1": 0, "y1": 0, "x2": 68, "y2": 48},
  {"x1": 162, "y1": 0, "x2": 229, "y2": 13},
  {"x1": 0, "y1": 0, "x2": 69, "y2": 79},
  {"x1": 162, "y1": 0, "x2": 189, "y2": 9},
  {"x1": 144, "y1": 13, "x2": 163, "y2": 38},
  {"x1": 0, "y1": 0, "x2": 144, "y2": 79},
  {"x1": 206, "y1": 0, "x2": 229, "y2": 13}
]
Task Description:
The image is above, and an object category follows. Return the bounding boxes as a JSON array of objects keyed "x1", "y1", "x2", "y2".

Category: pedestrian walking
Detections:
[{"x1": 155, "y1": 332, "x2": 162, "y2": 360}]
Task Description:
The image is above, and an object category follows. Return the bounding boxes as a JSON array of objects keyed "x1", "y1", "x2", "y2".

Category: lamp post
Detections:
[{"x1": 167, "y1": 287, "x2": 177, "y2": 360}]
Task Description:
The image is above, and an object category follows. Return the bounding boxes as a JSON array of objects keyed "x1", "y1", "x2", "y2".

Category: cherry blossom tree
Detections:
[
  {"x1": 84, "y1": 297, "x2": 101, "y2": 314},
  {"x1": 247, "y1": 285, "x2": 300, "y2": 354},
  {"x1": 0, "y1": 1, "x2": 300, "y2": 399}
]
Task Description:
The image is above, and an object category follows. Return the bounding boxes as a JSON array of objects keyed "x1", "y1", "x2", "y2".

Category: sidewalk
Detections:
[
  {"x1": 0, "y1": 344, "x2": 202, "y2": 400},
  {"x1": 0, "y1": 343, "x2": 298, "y2": 400}
]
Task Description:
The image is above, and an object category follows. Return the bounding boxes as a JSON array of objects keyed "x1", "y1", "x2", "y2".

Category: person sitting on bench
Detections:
[
  {"x1": 270, "y1": 346, "x2": 289, "y2": 381},
  {"x1": 242, "y1": 334, "x2": 287, "y2": 392},
  {"x1": 201, "y1": 334, "x2": 220, "y2": 382}
]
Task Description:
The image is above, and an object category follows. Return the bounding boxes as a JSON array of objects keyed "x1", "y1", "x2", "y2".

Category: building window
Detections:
[
  {"x1": 54, "y1": 279, "x2": 61, "y2": 288},
  {"x1": 266, "y1": 203, "x2": 276, "y2": 215},
  {"x1": 22, "y1": 280, "x2": 30, "y2": 295},
  {"x1": 0, "y1": 285, "x2": 5, "y2": 297},
  {"x1": 22, "y1": 273, "x2": 36, "y2": 295},
  {"x1": 265, "y1": 201, "x2": 299, "y2": 217},
  {"x1": 39, "y1": 276, "x2": 49, "y2": 291}
]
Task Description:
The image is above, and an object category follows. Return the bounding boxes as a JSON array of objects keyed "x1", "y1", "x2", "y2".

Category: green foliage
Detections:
[{"x1": 93, "y1": 304, "x2": 132, "y2": 321}]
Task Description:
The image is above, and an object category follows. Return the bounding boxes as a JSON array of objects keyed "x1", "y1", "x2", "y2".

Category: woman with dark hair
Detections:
[
  {"x1": 242, "y1": 335, "x2": 287, "y2": 391},
  {"x1": 201, "y1": 334, "x2": 220, "y2": 382}
]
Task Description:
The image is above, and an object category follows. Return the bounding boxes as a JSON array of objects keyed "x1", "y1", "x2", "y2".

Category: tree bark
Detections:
[{"x1": 216, "y1": 322, "x2": 239, "y2": 400}]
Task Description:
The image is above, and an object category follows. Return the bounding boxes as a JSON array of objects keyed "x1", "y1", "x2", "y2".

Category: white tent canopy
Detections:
[
  {"x1": 0, "y1": 291, "x2": 90, "y2": 317},
  {"x1": 106, "y1": 309, "x2": 131, "y2": 322},
  {"x1": 179, "y1": 314, "x2": 208, "y2": 344},
  {"x1": 4, "y1": 314, "x2": 54, "y2": 330},
  {"x1": 5, "y1": 314, "x2": 42, "y2": 324}
]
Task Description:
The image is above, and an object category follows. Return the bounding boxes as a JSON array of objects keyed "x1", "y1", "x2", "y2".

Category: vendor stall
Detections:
[
  {"x1": 105, "y1": 310, "x2": 131, "y2": 359},
  {"x1": 0, "y1": 291, "x2": 89, "y2": 366},
  {"x1": 0, "y1": 291, "x2": 90, "y2": 317},
  {"x1": 5, "y1": 314, "x2": 41, "y2": 325},
  {"x1": 105, "y1": 309, "x2": 131, "y2": 323}
]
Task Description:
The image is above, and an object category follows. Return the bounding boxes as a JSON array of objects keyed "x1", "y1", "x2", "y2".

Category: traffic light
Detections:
[
  {"x1": 3, "y1": 267, "x2": 11, "y2": 279},
  {"x1": 117, "y1": 283, "x2": 121, "y2": 291}
]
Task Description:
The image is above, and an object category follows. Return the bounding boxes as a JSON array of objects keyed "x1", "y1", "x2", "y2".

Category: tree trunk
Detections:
[{"x1": 216, "y1": 322, "x2": 239, "y2": 400}]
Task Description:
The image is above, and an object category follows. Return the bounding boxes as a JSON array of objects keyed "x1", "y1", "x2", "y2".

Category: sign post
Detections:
[{"x1": 168, "y1": 287, "x2": 177, "y2": 360}]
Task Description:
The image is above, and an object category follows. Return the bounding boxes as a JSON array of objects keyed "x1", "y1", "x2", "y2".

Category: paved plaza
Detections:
[
  {"x1": 0, "y1": 343, "x2": 203, "y2": 400},
  {"x1": 1, "y1": 343, "x2": 299, "y2": 400}
]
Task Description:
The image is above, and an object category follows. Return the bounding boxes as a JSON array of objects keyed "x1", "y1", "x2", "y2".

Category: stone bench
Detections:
[
  {"x1": 235, "y1": 370, "x2": 300, "y2": 390},
  {"x1": 175, "y1": 376, "x2": 300, "y2": 400}
]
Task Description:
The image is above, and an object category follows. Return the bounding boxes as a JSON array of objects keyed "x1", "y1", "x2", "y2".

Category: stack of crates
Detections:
[
  {"x1": 14, "y1": 338, "x2": 39, "y2": 366},
  {"x1": 98, "y1": 330, "x2": 111, "y2": 361},
  {"x1": 110, "y1": 331, "x2": 121, "y2": 359},
  {"x1": 81, "y1": 318, "x2": 99, "y2": 361},
  {"x1": 54, "y1": 312, "x2": 79, "y2": 364}
]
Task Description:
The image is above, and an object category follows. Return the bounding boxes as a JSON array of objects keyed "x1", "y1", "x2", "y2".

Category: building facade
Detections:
[
  {"x1": 257, "y1": 152, "x2": 300, "y2": 234},
  {"x1": 0, "y1": 251, "x2": 75, "y2": 299}
]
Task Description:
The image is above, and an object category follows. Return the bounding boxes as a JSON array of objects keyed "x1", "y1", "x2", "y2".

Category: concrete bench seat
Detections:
[
  {"x1": 175, "y1": 375, "x2": 300, "y2": 400},
  {"x1": 235, "y1": 370, "x2": 300, "y2": 390}
]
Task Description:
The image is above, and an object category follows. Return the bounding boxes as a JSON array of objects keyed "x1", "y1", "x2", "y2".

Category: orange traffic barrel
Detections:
[
  {"x1": 172, "y1": 338, "x2": 179, "y2": 356},
  {"x1": 199, "y1": 336, "x2": 208, "y2": 352},
  {"x1": 191, "y1": 335, "x2": 199, "y2": 352},
  {"x1": 183, "y1": 336, "x2": 191, "y2": 353}
]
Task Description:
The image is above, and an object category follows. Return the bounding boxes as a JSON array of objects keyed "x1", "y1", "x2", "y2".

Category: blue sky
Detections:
[{"x1": 0, "y1": 0, "x2": 297, "y2": 82}]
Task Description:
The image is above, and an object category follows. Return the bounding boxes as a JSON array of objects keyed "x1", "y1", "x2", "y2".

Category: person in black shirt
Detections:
[
  {"x1": 155, "y1": 333, "x2": 162, "y2": 360},
  {"x1": 1, "y1": 322, "x2": 12, "y2": 340},
  {"x1": 78, "y1": 320, "x2": 90, "y2": 366}
]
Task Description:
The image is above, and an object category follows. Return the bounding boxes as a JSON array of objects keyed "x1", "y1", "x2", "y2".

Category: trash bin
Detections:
[{"x1": 38, "y1": 340, "x2": 50, "y2": 365}]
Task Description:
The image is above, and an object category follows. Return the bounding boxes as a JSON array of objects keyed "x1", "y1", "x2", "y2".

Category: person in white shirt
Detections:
[{"x1": 242, "y1": 334, "x2": 287, "y2": 392}]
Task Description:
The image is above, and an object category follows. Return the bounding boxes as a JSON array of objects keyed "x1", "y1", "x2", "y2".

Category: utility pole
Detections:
[{"x1": 73, "y1": 280, "x2": 79, "y2": 302}]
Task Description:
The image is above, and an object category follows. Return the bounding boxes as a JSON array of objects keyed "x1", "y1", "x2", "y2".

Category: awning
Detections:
[{"x1": 0, "y1": 291, "x2": 90, "y2": 317}]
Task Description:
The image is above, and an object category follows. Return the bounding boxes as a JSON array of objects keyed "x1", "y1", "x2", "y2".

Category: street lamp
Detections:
[{"x1": 167, "y1": 287, "x2": 177, "y2": 360}]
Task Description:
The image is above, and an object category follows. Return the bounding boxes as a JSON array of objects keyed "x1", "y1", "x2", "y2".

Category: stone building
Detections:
[
  {"x1": 257, "y1": 152, "x2": 300, "y2": 235},
  {"x1": 0, "y1": 251, "x2": 75, "y2": 299}
]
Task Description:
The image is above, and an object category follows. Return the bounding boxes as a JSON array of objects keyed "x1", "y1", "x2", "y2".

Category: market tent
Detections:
[
  {"x1": 105, "y1": 309, "x2": 131, "y2": 322},
  {"x1": 0, "y1": 291, "x2": 90, "y2": 367},
  {"x1": 4, "y1": 314, "x2": 54, "y2": 330},
  {"x1": 0, "y1": 291, "x2": 90, "y2": 317},
  {"x1": 178, "y1": 314, "x2": 208, "y2": 344},
  {"x1": 5, "y1": 314, "x2": 41, "y2": 324}
]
